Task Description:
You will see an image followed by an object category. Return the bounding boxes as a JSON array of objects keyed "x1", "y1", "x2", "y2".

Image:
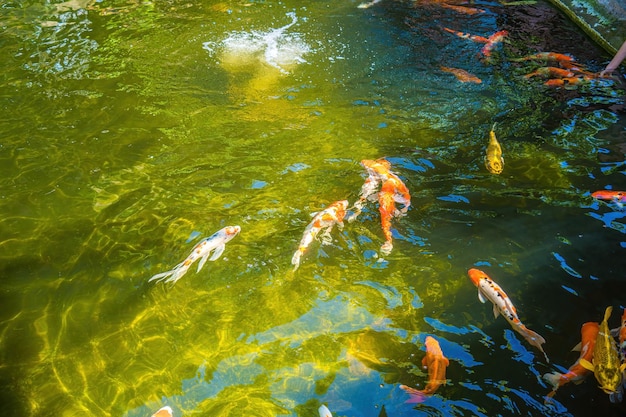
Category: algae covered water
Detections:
[{"x1": 1, "y1": 1, "x2": 626, "y2": 416}]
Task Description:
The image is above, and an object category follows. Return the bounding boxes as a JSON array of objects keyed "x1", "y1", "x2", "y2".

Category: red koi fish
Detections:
[
  {"x1": 151, "y1": 406, "x2": 173, "y2": 417},
  {"x1": 149, "y1": 226, "x2": 241, "y2": 285},
  {"x1": 291, "y1": 200, "x2": 348, "y2": 270},
  {"x1": 592, "y1": 190, "x2": 626, "y2": 204},
  {"x1": 544, "y1": 322, "x2": 599, "y2": 399},
  {"x1": 468, "y1": 268, "x2": 549, "y2": 362},
  {"x1": 440, "y1": 66, "x2": 482, "y2": 83},
  {"x1": 400, "y1": 336, "x2": 450, "y2": 402}
]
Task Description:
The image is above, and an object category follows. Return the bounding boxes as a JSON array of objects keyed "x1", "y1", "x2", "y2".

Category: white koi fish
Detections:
[
  {"x1": 291, "y1": 200, "x2": 348, "y2": 271},
  {"x1": 318, "y1": 405, "x2": 333, "y2": 417},
  {"x1": 149, "y1": 225, "x2": 241, "y2": 285},
  {"x1": 468, "y1": 268, "x2": 549, "y2": 362}
]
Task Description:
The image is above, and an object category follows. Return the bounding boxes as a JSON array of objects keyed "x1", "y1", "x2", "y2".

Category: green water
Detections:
[{"x1": 1, "y1": 0, "x2": 626, "y2": 416}]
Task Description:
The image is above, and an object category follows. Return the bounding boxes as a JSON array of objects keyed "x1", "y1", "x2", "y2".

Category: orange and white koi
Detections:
[
  {"x1": 318, "y1": 405, "x2": 333, "y2": 417},
  {"x1": 440, "y1": 66, "x2": 482, "y2": 83},
  {"x1": 443, "y1": 28, "x2": 507, "y2": 58},
  {"x1": 291, "y1": 200, "x2": 348, "y2": 270},
  {"x1": 543, "y1": 321, "x2": 599, "y2": 399},
  {"x1": 349, "y1": 158, "x2": 410, "y2": 220},
  {"x1": 400, "y1": 336, "x2": 450, "y2": 402},
  {"x1": 150, "y1": 406, "x2": 173, "y2": 417},
  {"x1": 468, "y1": 268, "x2": 549, "y2": 362},
  {"x1": 378, "y1": 176, "x2": 411, "y2": 255},
  {"x1": 592, "y1": 190, "x2": 626, "y2": 205},
  {"x1": 514, "y1": 52, "x2": 583, "y2": 69},
  {"x1": 149, "y1": 226, "x2": 241, "y2": 285},
  {"x1": 484, "y1": 124, "x2": 504, "y2": 174}
]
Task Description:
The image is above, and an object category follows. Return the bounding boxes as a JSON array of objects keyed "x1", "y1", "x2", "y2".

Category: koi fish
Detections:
[
  {"x1": 318, "y1": 405, "x2": 333, "y2": 417},
  {"x1": 440, "y1": 66, "x2": 482, "y2": 83},
  {"x1": 580, "y1": 307, "x2": 626, "y2": 400},
  {"x1": 592, "y1": 190, "x2": 626, "y2": 205},
  {"x1": 514, "y1": 52, "x2": 583, "y2": 69},
  {"x1": 484, "y1": 124, "x2": 504, "y2": 174},
  {"x1": 291, "y1": 200, "x2": 348, "y2": 270},
  {"x1": 618, "y1": 308, "x2": 626, "y2": 364},
  {"x1": 149, "y1": 226, "x2": 241, "y2": 285},
  {"x1": 151, "y1": 406, "x2": 173, "y2": 417},
  {"x1": 481, "y1": 30, "x2": 508, "y2": 58},
  {"x1": 543, "y1": 321, "x2": 599, "y2": 399},
  {"x1": 438, "y1": 2, "x2": 485, "y2": 14},
  {"x1": 443, "y1": 28, "x2": 507, "y2": 58},
  {"x1": 378, "y1": 176, "x2": 411, "y2": 255},
  {"x1": 543, "y1": 76, "x2": 591, "y2": 87},
  {"x1": 400, "y1": 336, "x2": 450, "y2": 402},
  {"x1": 525, "y1": 67, "x2": 576, "y2": 79},
  {"x1": 468, "y1": 268, "x2": 549, "y2": 362},
  {"x1": 349, "y1": 158, "x2": 410, "y2": 221}
]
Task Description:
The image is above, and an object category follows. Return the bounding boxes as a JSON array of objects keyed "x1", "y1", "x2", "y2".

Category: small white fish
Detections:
[
  {"x1": 150, "y1": 226, "x2": 241, "y2": 285},
  {"x1": 291, "y1": 200, "x2": 348, "y2": 271},
  {"x1": 318, "y1": 404, "x2": 333, "y2": 417}
]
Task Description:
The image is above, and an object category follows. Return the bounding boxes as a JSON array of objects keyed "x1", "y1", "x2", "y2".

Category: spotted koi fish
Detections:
[
  {"x1": 580, "y1": 307, "x2": 625, "y2": 401},
  {"x1": 484, "y1": 124, "x2": 504, "y2": 174},
  {"x1": 149, "y1": 226, "x2": 241, "y2": 285},
  {"x1": 400, "y1": 336, "x2": 450, "y2": 402},
  {"x1": 443, "y1": 28, "x2": 507, "y2": 58},
  {"x1": 291, "y1": 200, "x2": 348, "y2": 270},
  {"x1": 543, "y1": 321, "x2": 599, "y2": 399},
  {"x1": 468, "y1": 268, "x2": 549, "y2": 362}
]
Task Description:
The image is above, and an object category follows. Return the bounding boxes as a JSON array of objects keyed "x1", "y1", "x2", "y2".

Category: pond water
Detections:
[{"x1": 1, "y1": 0, "x2": 626, "y2": 416}]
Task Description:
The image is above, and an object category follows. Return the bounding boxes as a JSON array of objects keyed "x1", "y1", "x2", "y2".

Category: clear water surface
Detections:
[{"x1": 1, "y1": 0, "x2": 626, "y2": 416}]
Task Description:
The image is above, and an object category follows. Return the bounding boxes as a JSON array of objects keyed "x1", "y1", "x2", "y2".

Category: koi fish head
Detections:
[
  {"x1": 467, "y1": 268, "x2": 488, "y2": 287},
  {"x1": 151, "y1": 406, "x2": 173, "y2": 417},
  {"x1": 224, "y1": 225, "x2": 241, "y2": 237},
  {"x1": 361, "y1": 158, "x2": 391, "y2": 176},
  {"x1": 592, "y1": 190, "x2": 626, "y2": 203},
  {"x1": 424, "y1": 336, "x2": 443, "y2": 355},
  {"x1": 318, "y1": 405, "x2": 333, "y2": 417},
  {"x1": 485, "y1": 156, "x2": 504, "y2": 174}
]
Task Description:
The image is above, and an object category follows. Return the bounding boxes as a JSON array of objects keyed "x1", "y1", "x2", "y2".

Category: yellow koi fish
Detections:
[
  {"x1": 291, "y1": 200, "x2": 348, "y2": 270},
  {"x1": 400, "y1": 336, "x2": 450, "y2": 402},
  {"x1": 580, "y1": 307, "x2": 626, "y2": 400},
  {"x1": 484, "y1": 124, "x2": 504, "y2": 174},
  {"x1": 149, "y1": 226, "x2": 241, "y2": 285},
  {"x1": 468, "y1": 268, "x2": 549, "y2": 362}
]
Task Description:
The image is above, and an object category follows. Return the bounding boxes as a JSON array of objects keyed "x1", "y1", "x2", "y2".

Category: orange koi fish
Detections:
[
  {"x1": 515, "y1": 52, "x2": 579, "y2": 65},
  {"x1": 378, "y1": 177, "x2": 410, "y2": 255},
  {"x1": 481, "y1": 30, "x2": 508, "y2": 58},
  {"x1": 439, "y1": 2, "x2": 485, "y2": 14},
  {"x1": 291, "y1": 200, "x2": 348, "y2": 270},
  {"x1": 318, "y1": 405, "x2": 333, "y2": 417},
  {"x1": 440, "y1": 66, "x2": 482, "y2": 83},
  {"x1": 151, "y1": 406, "x2": 173, "y2": 417},
  {"x1": 349, "y1": 158, "x2": 410, "y2": 220},
  {"x1": 468, "y1": 268, "x2": 549, "y2": 362},
  {"x1": 592, "y1": 190, "x2": 626, "y2": 204},
  {"x1": 544, "y1": 322, "x2": 599, "y2": 399},
  {"x1": 525, "y1": 67, "x2": 576, "y2": 79},
  {"x1": 149, "y1": 226, "x2": 241, "y2": 285},
  {"x1": 400, "y1": 336, "x2": 450, "y2": 402},
  {"x1": 618, "y1": 309, "x2": 626, "y2": 363},
  {"x1": 443, "y1": 27, "x2": 489, "y2": 43}
]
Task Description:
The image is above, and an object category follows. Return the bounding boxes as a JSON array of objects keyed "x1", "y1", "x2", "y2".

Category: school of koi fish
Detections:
[{"x1": 144, "y1": 2, "x2": 624, "y2": 416}]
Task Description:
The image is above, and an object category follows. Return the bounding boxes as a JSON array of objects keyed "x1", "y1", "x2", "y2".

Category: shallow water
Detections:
[{"x1": 1, "y1": 0, "x2": 626, "y2": 416}]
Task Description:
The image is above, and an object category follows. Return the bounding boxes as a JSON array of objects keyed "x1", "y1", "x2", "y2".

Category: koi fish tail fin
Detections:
[
  {"x1": 520, "y1": 326, "x2": 549, "y2": 362},
  {"x1": 400, "y1": 385, "x2": 427, "y2": 403},
  {"x1": 149, "y1": 270, "x2": 174, "y2": 283},
  {"x1": 542, "y1": 372, "x2": 563, "y2": 391}
]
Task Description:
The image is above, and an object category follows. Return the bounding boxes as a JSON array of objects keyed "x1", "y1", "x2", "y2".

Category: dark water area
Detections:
[{"x1": 1, "y1": 0, "x2": 626, "y2": 416}]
